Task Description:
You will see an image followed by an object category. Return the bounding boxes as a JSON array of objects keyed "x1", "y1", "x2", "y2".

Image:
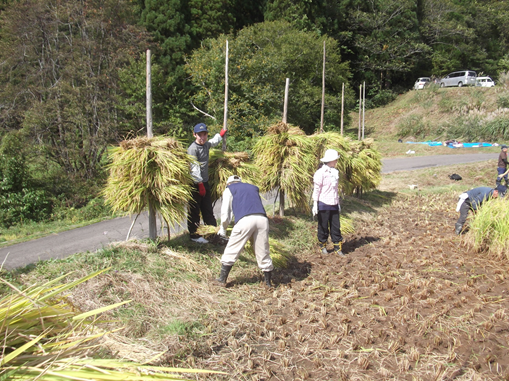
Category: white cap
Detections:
[
  {"x1": 226, "y1": 175, "x2": 241, "y2": 184},
  {"x1": 320, "y1": 149, "x2": 340, "y2": 163}
]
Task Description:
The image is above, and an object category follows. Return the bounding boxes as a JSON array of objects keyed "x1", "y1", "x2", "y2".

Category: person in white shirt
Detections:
[
  {"x1": 312, "y1": 149, "x2": 344, "y2": 255},
  {"x1": 214, "y1": 175, "x2": 273, "y2": 287}
]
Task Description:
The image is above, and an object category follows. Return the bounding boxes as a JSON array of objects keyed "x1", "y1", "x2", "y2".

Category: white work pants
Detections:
[{"x1": 221, "y1": 215, "x2": 273, "y2": 271}]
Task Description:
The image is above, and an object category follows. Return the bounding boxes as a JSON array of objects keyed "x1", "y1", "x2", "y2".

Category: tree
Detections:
[
  {"x1": 0, "y1": 0, "x2": 150, "y2": 181},
  {"x1": 186, "y1": 21, "x2": 353, "y2": 140}
]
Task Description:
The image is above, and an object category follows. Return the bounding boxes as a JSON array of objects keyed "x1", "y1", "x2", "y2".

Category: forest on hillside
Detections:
[{"x1": 1, "y1": 0, "x2": 509, "y2": 225}]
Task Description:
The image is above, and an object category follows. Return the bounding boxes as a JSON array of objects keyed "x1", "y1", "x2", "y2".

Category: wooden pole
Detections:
[
  {"x1": 340, "y1": 83, "x2": 344, "y2": 135},
  {"x1": 282, "y1": 78, "x2": 289, "y2": 124},
  {"x1": 358, "y1": 84, "x2": 361, "y2": 140},
  {"x1": 362, "y1": 81, "x2": 366, "y2": 140},
  {"x1": 280, "y1": 78, "x2": 290, "y2": 217},
  {"x1": 146, "y1": 49, "x2": 153, "y2": 139},
  {"x1": 320, "y1": 41, "x2": 325, "y2": 133},
  {"x1": 146, "y1": 49, "x2": 156, "y2": 240},
  {"x1": 222, "y1": 40, "x2": 229, "y2": 151}
]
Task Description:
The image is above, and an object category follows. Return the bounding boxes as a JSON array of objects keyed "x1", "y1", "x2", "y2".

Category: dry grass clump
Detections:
[
  {"x1": 208, "y1": 150, "x2": 259, "y2": 202},
  {"x1": 253, "y1": 122, "x2": 315, "y2": 214},
  {"x1": 103, "y1": 136, "x2": 193, "y2": 228}
]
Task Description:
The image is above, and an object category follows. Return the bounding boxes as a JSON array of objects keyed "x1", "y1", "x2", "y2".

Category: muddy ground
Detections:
[{"x1": 173, "y1": 192, "x2": 509, "y2": 381}]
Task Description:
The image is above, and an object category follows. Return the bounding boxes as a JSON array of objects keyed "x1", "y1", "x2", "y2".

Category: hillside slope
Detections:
[{"x1": 357, "y1": 85, "x2": 509, "y2": 142}]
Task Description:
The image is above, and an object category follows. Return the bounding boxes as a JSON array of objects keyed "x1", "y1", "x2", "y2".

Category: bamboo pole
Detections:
[
  {"x1": 340, "y1": 83, "x2": 344, "y2": 135},
  {"x1": 146, "y1": 49, "x2": 156, "y2": 240},
  {"x1": 362, "y1": 81, "x2": 366, "y2": 140},
  {"x1": 280, "y1": 78, "x2": 290, "y2": 217},
  {"x1": 358, "y1": 84, "x2": 361, "y2": 140},
  {"x1": 146, "y1": 49, "x2": 153, "y2": 139},
  {"x1": 222, "y1": 40, "x2": 229, "y2": 151},
  {"x1": 282, "y1": 78, "x2": 289, "y2": 124},
  {"x1": 320, "y1": 41, "x2": 325, "y2": 133}
]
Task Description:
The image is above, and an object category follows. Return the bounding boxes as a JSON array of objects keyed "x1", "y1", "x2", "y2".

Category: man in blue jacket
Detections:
[
  {"x1": 455, "y1": 185, "x2": 507, "y2": 234},
  {"x1": 214, "y1": 175, "x2": 274, "y2": 288}
]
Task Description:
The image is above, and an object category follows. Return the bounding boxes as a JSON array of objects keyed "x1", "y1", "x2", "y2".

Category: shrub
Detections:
[
  {"x1": 497, "y1": 94, "x2": 509, "y2": 109},
  {"x1": 366, "y1": 89, "x2": 398, "y2": 109},
  {"x1": 397, "y1": 115, "x2": 430, "y2": 138},
  {"x1": 0, "y1": 189, "x2": 52, "y2": 227}
]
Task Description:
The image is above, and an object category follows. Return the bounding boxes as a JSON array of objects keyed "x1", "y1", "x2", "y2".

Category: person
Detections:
[
  {"x1": 214, "y1": 175, "x2": 273, "y2": 287},
  {"x1": 312, "y1": 149, "x2": 344, "y2": 256},
  {"x1": 187, "y1": 123, "x2": 227, "y2": 243},
  {"x1": 455, "y1": 184, "x2": 507, "y2": 235},
  {"x1": 497, "y1": 144, "x2": 508, "y2": 186}
]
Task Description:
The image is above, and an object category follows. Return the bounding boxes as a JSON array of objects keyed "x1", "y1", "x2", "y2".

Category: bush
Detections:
[
  {"x1": 0, "y1": 189, "x2": 52, "y2": 227},
  {"x1": 497, "y1": 94, "x2": 509, "y2": 109},
  {"x1": 366, "y1": 89, "x2": 398, "y2": 109},
  {"x1": 397, "y1": 115, "x2": 430, "y2": 138}
]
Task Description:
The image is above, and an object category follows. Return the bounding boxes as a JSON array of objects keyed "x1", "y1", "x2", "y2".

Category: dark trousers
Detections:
[
  {"x1": 497, "y1": 167, "x2": 508, "y2": 186},
  {"x1": 187, "y1": 181, "x2": 217, "y2": 237},
  {"x1": 456, "y1": 199, "x2": 471, "y2": 227},
  {"x1": 317, "y1": 209, "x2": 343, "y2": 244}
]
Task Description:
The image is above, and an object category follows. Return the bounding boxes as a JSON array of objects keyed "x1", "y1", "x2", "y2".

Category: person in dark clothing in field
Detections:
[
  {"x1": 455, "y1": 185, "x2": 507, "y2": 235},
  {"x1": 497, "y1": 144, "x2": 508, "y2": 186}
]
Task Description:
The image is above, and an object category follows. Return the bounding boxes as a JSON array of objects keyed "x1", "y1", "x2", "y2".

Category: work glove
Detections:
[
  {"x1": 312, "y1": 201, "x2": 318, "y2": 217},
  {"x1": 220, "y1": 128, "x2": 227, "y2": 137},
  {"x1": 198, "y1": 182, "x2": 206, "y2": 197},
  {"x1": 218, "y1": 227, "x2": 227, "y2": 237}
]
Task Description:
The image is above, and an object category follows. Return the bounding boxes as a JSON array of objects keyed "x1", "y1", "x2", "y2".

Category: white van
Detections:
[
  {"x1": 440, "y1": 70, "x2": 477, "y2": 87},
  {"x1": 475, "y1": 76, "x2": 495, "y2": 87}
]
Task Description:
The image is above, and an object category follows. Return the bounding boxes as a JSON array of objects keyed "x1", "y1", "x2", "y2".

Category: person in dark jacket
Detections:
[
  {"x1": 187, "y1": 123, "x2": 227, "y2": 243},
  {"x1": 214, "y1": 175, "x2": 273, "y2": 287},
  {"x1": 455, "y1": 185, "x2": 507, "y2": 234},
  {"x1": 497, "y1": 144, "x2": 508, "y2": 186}
]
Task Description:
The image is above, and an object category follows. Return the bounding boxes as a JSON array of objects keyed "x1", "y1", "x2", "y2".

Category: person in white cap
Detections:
[
  {"x1": 312, "y1": 149, "x2": 344, "y2": 256},
  {"x1": 214, "y1": 175, "x2": 274, "y2": 287}
]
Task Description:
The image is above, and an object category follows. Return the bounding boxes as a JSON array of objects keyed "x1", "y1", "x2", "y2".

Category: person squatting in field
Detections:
[
  {"x1": 312, "y1": 149, "x2": 344, "y2": 256},
  {"x1": 187, "y1": 123, "x2": 227, "y2": 244},
  {"x1": 214, "y1": 175, "x2": 273, "y2": 288},
  {"x1": 455, "y1": 184, "x2": 507, "y2": 235}
]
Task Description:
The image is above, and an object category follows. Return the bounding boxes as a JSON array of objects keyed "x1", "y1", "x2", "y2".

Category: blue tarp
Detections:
[{"x1": 406, "y1": 141, "x2": 496, "y2": 147}]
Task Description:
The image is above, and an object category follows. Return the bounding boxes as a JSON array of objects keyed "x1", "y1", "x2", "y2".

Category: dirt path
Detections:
[{"x1": 191, "y1": 192, "x2": 509, "y2": 380}]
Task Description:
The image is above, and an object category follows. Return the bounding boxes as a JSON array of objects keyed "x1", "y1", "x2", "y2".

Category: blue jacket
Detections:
[{"x1": 466, "y1": 187, "x2": 494, "y2": 210}]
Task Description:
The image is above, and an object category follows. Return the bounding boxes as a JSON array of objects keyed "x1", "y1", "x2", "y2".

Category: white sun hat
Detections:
[
  {"x1": 320, "y1": 149, "x2": 340, "y2": 163},
  {"x1": 226, "y1": 175, "x2": 242, "y2": 184}
]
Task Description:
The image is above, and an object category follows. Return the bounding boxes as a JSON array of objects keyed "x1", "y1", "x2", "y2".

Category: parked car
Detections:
[
  {"x1": 440, "y1": 70, "x2": 477, "y2": 87},
  {"x1": 475, "y1": 76, "x2": 495, "y2": 87},
  {"x1": 414, "y1": 77, "x2": 430, "y2": 90}
]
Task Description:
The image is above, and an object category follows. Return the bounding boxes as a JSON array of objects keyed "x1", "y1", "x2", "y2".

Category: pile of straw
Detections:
[{"x1": 244, "y1": 237, "x2": 292, "y2": 269}]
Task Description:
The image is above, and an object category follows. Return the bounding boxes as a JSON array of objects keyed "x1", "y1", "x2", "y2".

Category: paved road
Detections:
[{"x1": 0, "y1": 153, "x2": 497, "y2": 270}]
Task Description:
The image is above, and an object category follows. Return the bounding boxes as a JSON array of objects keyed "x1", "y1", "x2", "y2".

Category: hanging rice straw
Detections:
[
  {"x1": 208, "y1": 150, "x2": 259, "y2": 202},
  {"x1": 253, "y1": 122, "x2": 315, "y2": 213},
  {"x1": 102, "y1": 136, "x2": 193, "y2": 229}
]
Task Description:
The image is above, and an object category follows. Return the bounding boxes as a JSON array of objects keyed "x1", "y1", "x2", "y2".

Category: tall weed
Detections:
[{"x1": 468, "y1": 198, "x2": 509, "y2": 259}]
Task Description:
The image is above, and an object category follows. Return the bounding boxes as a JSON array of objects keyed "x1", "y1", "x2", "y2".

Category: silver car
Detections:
[{"x1": 440, "y1": 70, "x2": 477, "y2": 87}]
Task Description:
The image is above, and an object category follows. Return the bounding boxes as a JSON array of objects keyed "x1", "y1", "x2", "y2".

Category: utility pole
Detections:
[{"x1": 340, "y1": 83, "x2": 344, "y2": 135}]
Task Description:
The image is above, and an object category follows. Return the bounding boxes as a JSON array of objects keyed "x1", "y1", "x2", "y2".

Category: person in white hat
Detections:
[
  {"x1": 214, "y1": 175, "x2": 274, "y2": 287},
  {"x1": 312, "y1": 149, "x2": 344, "y2": 255}
]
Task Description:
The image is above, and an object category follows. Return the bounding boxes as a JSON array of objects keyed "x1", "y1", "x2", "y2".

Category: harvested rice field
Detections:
[
  {"x1": 16, "y1": 162, "x2": 508, "y2": 380},
  {"x1": 178, "y1": 193, "x2": 509, "y2": 380}
]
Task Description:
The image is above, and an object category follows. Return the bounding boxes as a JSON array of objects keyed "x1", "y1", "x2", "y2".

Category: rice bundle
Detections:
[
  {"x1": 196, "y1": 224, "x2": 220, "y2": 238},
  {"x1": 244, "y1": 237, "x2": 292, "y2": 269},
  {"x1": 343, "y1": 138, "x2": 382, "y2": 195},
  {"x1": 208, "y1": 150, "x2": 259, "y2": 202},
  {"x1": 102, "y1": 136, "x2": 193, "y2": 228},
  {"x1": 253, "y1": 122, "x2": 315, "y2": 213},
  {"x1": 340, "y1": 215, "x2": 355, "y2": 235}
]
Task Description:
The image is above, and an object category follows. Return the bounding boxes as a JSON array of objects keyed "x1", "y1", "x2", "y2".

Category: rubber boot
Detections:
[
  {"x1": 455, "y1": 223, "x2": 463, "y2": 235},
  {"x1": 214, "y1": 265, "x2": 232, "y2": 287},
  {"x1": 318, "y1": 241, "x2": 328, "y2": 254},
  {"x1": 263, "y1": 271, "x2": 273, "y2": 288},
  {"x1": 333, "y1": 242, "x2": 345, "y2": 256}
]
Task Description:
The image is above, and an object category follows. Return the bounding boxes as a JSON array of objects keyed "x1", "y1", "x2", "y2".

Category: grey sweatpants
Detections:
[{"x1": 221, "y1": 214, "x2": 273, "y2": 272}]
